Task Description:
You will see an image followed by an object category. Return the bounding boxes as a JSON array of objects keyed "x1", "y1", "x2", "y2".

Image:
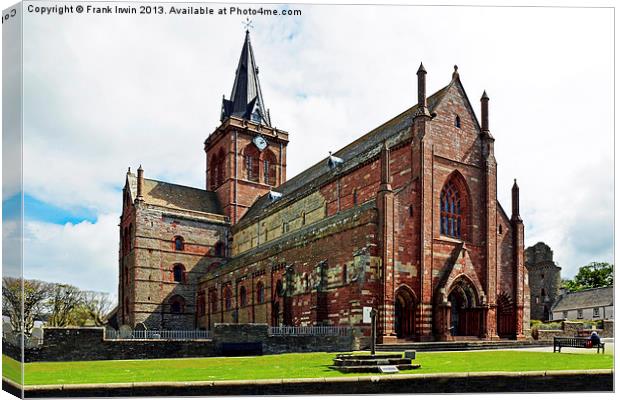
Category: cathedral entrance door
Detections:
[
  {"x1": 448, "y1": 278, "x2": 481, "y2": 337},
  {"x1": 395, "y1": 287, "x2": 416, "y2": 339}
]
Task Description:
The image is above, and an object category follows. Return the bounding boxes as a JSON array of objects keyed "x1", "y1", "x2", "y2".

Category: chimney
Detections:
[
  {"x1": 481, "y1": 90, "x2": 489, "y2": 132},
  {"x1": 137, "y1": 165, "x2": 144, "y2": 201},
  {"x1": 417, "y1": 62, "x2": 427, "y2": 108},
  {"x1": 511, "y1": 179, "x2": 520, "y2": 220}
]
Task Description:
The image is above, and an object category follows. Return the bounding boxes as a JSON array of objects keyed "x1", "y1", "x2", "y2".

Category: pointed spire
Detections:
[
  {"x1": 452, "y1": 65, "x2": 459, "y2": 80},
  {"x1": 481, "y1": 90, "x2": 489, "y2": 132},
  {"x1": 417, "y1": 61, "x2": 427, "y2": 108},
  {"x1": 221, "y1": 30, "x2": 271, "y2": 126},
  {"x1": 511, "y1": 179, "x2": 521, "y2": 221}
]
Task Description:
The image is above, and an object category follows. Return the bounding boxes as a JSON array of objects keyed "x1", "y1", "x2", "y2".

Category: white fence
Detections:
[
  {"x1": 268, "y1": 325, "x2": 351, "y2": 337},
  {"x1": 105, "y1": 329, "x2": 212, "y2": 340}
]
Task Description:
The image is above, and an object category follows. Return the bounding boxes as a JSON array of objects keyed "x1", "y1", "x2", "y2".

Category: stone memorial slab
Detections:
[
  {"x1": 404, "y1": 350, "x2": 416, "y2": 360},
  {"x1": 378, "y1": 365, "x2": 399, "y2": 374}
]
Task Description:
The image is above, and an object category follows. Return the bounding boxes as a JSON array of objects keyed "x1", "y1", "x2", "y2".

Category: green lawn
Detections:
[{"x1": 2, "y1": 351, "x2": 613, "y2": 386}]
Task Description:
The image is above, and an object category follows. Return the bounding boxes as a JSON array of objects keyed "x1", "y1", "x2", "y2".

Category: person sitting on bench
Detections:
[{"x1": 590, "y1": 331, "x2": 601, "y2": 346}]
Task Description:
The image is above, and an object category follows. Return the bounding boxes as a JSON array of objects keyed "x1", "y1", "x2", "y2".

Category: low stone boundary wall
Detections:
[
  {"x1": 4, "y1": 324, "x2": 357, "y2": 363},
  {"x1": 5, "y1": 370, "x2": 612, "y2": 397},
  {"x1": 533, "y1": 320, "x2": 613, "y2": 342}
]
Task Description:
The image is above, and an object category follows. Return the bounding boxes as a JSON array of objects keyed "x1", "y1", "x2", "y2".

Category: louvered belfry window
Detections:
[{"x1": 440, "y1": 182, "x2": 462, "y2": 238}]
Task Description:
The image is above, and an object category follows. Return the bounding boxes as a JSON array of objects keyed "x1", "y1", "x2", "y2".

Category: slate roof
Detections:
[
  {"x1": 238, "y1": 84, "x2": 451, "y2": 225},
  {"x1": 552, "y1": 287, "x2": 614, "y2": 312},
  {"x1": 221, "y1": 30, "x2": 271, "y2": 126},
  {"x1": 127, "y1": 173, "x2": 223, "y2": 216}
]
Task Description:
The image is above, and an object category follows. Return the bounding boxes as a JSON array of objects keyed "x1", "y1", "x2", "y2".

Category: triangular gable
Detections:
[
  {"x1": 431, "y1": 75, "x2": 483, "y2": 134},
  {"x1": 436, "y1": 243, "x2": 485, "y2": 304}
]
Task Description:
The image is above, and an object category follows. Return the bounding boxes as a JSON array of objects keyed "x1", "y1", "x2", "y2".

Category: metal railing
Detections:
[
  {"x1": 105, "y1": 329, "x2": 211, "y2": 340},
  {"x1": 268, "y1": 325, "x2": 351, "y2": 337}
]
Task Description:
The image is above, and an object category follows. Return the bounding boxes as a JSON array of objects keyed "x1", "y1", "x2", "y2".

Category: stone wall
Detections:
[
  {"x1": 7, "y1": 324, "x2": 357, "y2": 363},
  {"x1": 533, "y1": 320, "x2": 613, "y2": 341},
  {"x1": 10, "y1": 370, "x2": 613, "y2": 397}
]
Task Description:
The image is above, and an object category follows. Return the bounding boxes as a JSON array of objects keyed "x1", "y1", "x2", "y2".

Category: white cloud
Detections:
[
  {"x1": 23, "y1": 214, "x2": 118, "y2": 296},
  {"x1": 2, "y1": 3, "x2": 612, "y2": 292}
]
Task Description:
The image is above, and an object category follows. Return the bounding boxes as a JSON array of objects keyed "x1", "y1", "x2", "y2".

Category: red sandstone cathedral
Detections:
[{"x1": 117, "y1": 30, "x2": 529, "y2": 342}]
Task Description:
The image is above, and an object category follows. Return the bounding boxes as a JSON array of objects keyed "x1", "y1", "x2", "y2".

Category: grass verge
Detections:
[{"x1": 2, "y1": 350, "x2": 613, "y2": 386}]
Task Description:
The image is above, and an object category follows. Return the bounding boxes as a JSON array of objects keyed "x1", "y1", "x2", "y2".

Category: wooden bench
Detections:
[{"x1": 553, "y1": 336, "x2": 605, "y2": 353}]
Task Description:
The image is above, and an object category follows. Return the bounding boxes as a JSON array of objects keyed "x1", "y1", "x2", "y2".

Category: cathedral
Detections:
[{"x1": 117, "y1": 30, "x2": 529, "y2": 342}]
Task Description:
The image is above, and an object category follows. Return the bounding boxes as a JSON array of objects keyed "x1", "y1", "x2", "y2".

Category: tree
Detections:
[
  {"x1": 81, "y1": 291, "x2": 113, "y2": 326},
  {"x1": 563, "y1": 262, "x2": 613, "y2": 292},
  {"x1": 2, "y1": 277, "x2": 50, "y2": 334},
  {"x1": 46, "y1": 283, "x2": 84, "y2": 327}
]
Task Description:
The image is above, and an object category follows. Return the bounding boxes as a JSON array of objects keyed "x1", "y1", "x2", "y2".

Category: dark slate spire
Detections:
[{"x1": 221, "y1": 30, "x2": 271, "y2": 126}]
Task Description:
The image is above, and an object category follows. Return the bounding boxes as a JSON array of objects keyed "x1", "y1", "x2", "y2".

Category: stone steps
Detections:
[
  {"x1": 328, "y1": 363, "x2": 421, "y2": 373},
  {"x1": 376, "y1": 340, "x2": 541, "y2": 353}
]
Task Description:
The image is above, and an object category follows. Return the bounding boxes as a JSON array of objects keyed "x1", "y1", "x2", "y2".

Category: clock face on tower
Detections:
[{"x1": 253, "y1": 135, "x2": 268, "y2": 151}]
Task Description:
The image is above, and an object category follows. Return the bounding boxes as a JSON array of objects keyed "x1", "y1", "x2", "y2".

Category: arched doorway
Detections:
[
  {"x1": 497, "y1": 293, "x2": 515, "y2": 338},
  {"x1": 448, "y1": 278, "x2": 481, "y2": 337},
  {"x1": 394, "y1": 287, "x2": 416, "y2": 338}
]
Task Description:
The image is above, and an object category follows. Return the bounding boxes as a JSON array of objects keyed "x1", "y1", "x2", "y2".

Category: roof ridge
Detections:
[
  {"x1": 273, "y1": 83, "x2": 451, "y2": 193},
  {"x1": 143, "y1": 177, "x2": 215, "y2": 194}
]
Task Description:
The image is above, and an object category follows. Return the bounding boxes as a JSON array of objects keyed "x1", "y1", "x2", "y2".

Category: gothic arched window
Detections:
[
  {"x1": 262, "y1": 150, "x2": 277, "y2": 186},
  {"x1": 455, "y1": 115, "x2": 461, "y2": 128},
  {"x1": 256, "y1": 281, "x2": 265, "y2": 303},
  {"x1": 440, "y1": 181, "x2": 463, "y2": 239},
  {"x1": 244, "y1": 145, "x2": 260, "y2": 182},
  {"x1": 239, "y1": 286, "x2": 247, "y2": 307},
  {"x1": 216, "y1": 149, "x2": 225, "y2": 186},
  {"x1": 210, "y1": 290, "x2": 218, "y2": 313},
  {"x1": 209, "y1": 156, "x2": 218, "y2": 190},
  {"x1": 224, "y1": 286, "x2": 232, "y2": 311}
]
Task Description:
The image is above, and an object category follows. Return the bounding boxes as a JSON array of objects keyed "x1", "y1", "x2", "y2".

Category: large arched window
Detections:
[
  {"x1": 244, "y1": 145, "x2": 260, "y2": 182},
  {"x1": 210, "y1": 290, "x2": 218, "y2": 313},
  {"x1": 209, "y1": 149, "x2": 226, "y2": 189},
  {"x1": 262, "y1": 150, "x2": 277, "y2": 186},
  {"x1": 224, "y1": 286, "x2": 232, "y2": 311},
  {"x1": 256, "y1": 281, "x2": 265, "y2": 303},
  {"x1": 173, "y1": 264, "x2": 186, "y2": 283},
  {"x1": 216, "y1": 149, "x2": 225, "y2": 186},
  {"x1": 209, "y1": 155, "x2": 218, "y2": 190},
  {"x1": 440, "y1": 177, "x2": 466, "y2": 239},
  {"x1": 239, "y1": 286, "x2": 247, "y2": 307},
  {"x1": 197, "y1": 291, "x2": 206, "y2": 317}
]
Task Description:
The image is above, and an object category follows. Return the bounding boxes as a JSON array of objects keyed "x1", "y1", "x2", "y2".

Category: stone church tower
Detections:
[
  {"x1": 525, "y1": 242, "x2": 562, "y2": 321},
  {"x1": 204, "y1": 30, "x2": 289, "y2": 224}
]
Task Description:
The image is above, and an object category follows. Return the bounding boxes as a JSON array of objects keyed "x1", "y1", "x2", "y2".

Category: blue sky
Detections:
[{"x1": 1, "y1": 2, "x2": 614, "y2": 297}]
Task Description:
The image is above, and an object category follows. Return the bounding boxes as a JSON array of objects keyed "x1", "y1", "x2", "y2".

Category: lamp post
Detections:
[{"x1": 370, "y1": 308, "x2": 377, "y2": 356}]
